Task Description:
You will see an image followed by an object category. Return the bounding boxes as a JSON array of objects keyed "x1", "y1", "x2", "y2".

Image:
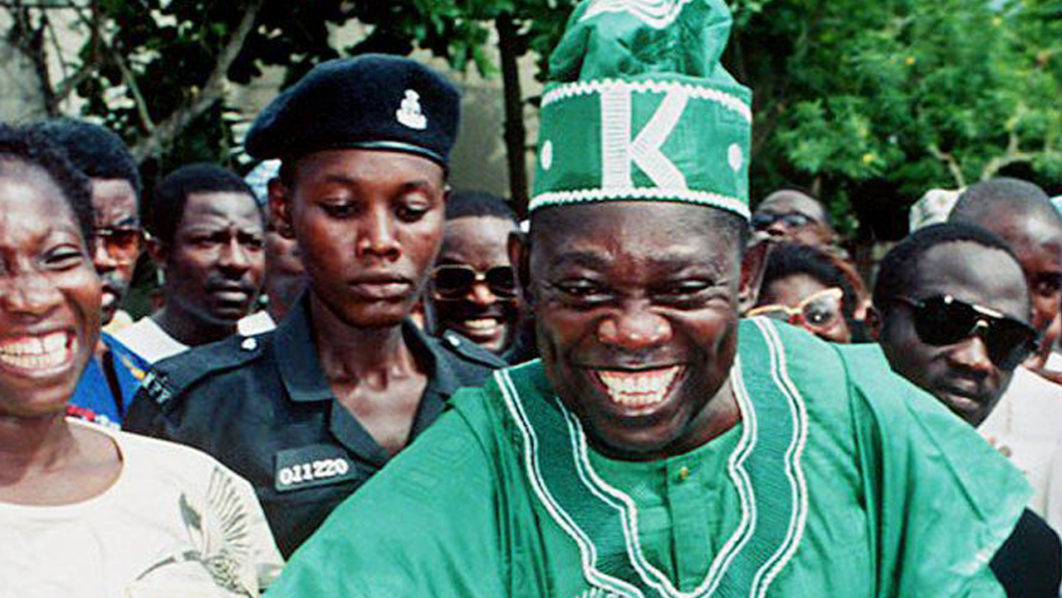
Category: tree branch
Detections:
[
  {"x1": 980, "y1": 131, "x2": 1035, "y2": 181},
  {"x1": 131, "y1": 0, "x2": 265, "y2": 161},
  {"x1": 928, "y1": 142, "x2": 967, "y2": 188},
  {"x1": 112, "y1": 49, "x2": 157, "y2": 134},
  {"x1": 0, "y1": 0, "x2": 83, "y2": 8},
  {"x1": 48, "y1": 0, "x2": 100, "y2": 105}
]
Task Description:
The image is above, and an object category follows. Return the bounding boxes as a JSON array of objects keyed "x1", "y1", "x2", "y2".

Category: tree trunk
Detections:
[{"x1": 495, "y1": 12, "x2": 529, "y2": 217}]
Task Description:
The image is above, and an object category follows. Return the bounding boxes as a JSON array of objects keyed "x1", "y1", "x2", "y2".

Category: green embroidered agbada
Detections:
[{"x1": 266, "y1": 320, "x2": 1029, "y2": 597}]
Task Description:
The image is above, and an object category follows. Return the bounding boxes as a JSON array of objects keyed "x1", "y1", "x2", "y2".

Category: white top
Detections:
[
  {"x1": 112, "y1": 314, "x2": 275, "y2": 364},
  {"x1": 236, "y1": 311, "x2": 276, "y2": 337},
  {"x1": 111, "y1": 317, "x2": 188, "y2": 364},
  {"x1": 0, "y1": 420, "x2": 284, "y2": 598},
  {"x1": 980, "y1": 353, "x2": 1062, "y2": 531}
]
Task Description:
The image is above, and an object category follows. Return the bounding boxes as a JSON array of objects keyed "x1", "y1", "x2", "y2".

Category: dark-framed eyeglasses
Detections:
[
  {"x1": 431, "y1": 264, "x2": 518, "y2": 300},
  {"x1": 750, "y1": 211, "x2": 815, "y2": 231},
  {"x1": 893, "y1": 294, "x2": 1039, "y2": 370},
  {"x1": 94, "y1": 226, "x2": 143, "y2": 265},
  {"x1": 747, "y1": 287, "x2": 844, "y2": 333}
]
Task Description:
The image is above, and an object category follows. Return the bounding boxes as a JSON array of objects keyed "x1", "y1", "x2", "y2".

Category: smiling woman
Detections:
[{"x1": 0, "y1": 125, "x2": 282, "y2": 597}]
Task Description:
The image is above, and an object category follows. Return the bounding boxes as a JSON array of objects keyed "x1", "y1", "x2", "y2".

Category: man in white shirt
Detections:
[
  {"x1": 949, "y1": 178, "x2": 1062, "y2": 531},
  {"x1": 114, "y1": 163, "x2": 266, "y2": 363}
]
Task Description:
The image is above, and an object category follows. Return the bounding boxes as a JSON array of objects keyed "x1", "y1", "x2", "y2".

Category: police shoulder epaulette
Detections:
[
  {"x1": 141, "y1": 334, "x2": 266, "y2": 406},
  {"x1": 439, "y1": 330, "x2": 507, "y2": 368}
]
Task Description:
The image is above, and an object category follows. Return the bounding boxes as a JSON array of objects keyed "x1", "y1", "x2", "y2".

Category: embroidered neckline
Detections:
[{"x1": 497, "y1": 318, "x2": 809, "y2": 597}]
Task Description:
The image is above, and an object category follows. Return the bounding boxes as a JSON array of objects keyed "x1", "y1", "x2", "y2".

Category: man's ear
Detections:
[
  {"x1": 508, "y1": 229, "x2": 532, "y2": 306},
  {"x1": 865, "y1": 305, "x2": 883, "y2": 341},
  {"x1": 738, "y1": 239, "x2": 773, "y2": 313},
  {"x1": 268, "y1": 177, "x2": 295, "y2": 240}
]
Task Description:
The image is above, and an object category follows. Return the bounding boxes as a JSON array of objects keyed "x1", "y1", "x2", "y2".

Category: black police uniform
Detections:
[{"x1": 123, "y1": 296, "x2": 505, "y2": 557}]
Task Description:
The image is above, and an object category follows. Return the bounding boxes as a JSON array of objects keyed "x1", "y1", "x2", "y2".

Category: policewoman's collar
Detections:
[{"x1": 275, "y1": 292, "x2": 461, "y2": 403}]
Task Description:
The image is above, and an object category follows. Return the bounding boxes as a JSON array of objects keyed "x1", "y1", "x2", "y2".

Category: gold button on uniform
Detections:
[{"x1": 678, "y1": 466, "x2": 690, "y2": 481}]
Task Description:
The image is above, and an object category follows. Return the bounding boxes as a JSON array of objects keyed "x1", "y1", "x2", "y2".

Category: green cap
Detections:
[{"x1": 531, "y1": 0, "x2": 752, "y2": 219}]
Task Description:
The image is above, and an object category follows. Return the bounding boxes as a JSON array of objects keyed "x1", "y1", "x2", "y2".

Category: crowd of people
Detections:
[{"x1": 2, "y1": 0, "x2": 1061, "y2": 596}]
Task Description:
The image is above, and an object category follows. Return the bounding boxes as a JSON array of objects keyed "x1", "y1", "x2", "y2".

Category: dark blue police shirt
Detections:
[{"x1": 122, "y1": 295, "x2": 504, "y2": 557}]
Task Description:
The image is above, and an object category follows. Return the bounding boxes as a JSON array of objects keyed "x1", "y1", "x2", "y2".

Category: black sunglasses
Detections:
[
  {"x1": 894, "y1": 294, "x2": 1039, "y2": 370},
  {"x1": 431, "y1": 265, "x2": 518, "y2": 300},
  {"x1": 750, "y1": 211, "x2": 815, "y2": 231}
]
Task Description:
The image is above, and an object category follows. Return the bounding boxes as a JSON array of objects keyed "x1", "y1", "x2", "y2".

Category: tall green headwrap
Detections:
[{"x1": 531, "y1": 0, "x2": 752, "y2": 219}]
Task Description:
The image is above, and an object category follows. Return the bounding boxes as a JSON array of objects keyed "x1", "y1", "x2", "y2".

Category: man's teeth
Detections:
[
  {"x1": 597, "y1": 366, "x2": 680, "y2": 406},
  {"x1": 0, "y1": 332, "x2": 71, "y2": 369},
  {"x1": 464, "y1": 318, "x2": 499, "y2": 331}
]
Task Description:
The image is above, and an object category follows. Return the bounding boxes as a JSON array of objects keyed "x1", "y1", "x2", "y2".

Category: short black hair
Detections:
[
  {"x1": 759, "y1": 243, "x2": 858, "y2": 320},
  {"x1": 446, "y1": 190, "x2": 518, "y2": 223},
  {"x1": 0, "y1": 124, "x2": 94, "y2": 244},
  {"x1": 149, "y1": 162, "x2": 258, "y2": 247},
  {"x1": 33, "y1": 118, "x2": 142, "y2": 204},
  {"x1": 949, "y1": 178, "x2": 1059, "y2": 231},
  {"x1": 873, "y1": 222, "x2": 1018, "y2": 314}
]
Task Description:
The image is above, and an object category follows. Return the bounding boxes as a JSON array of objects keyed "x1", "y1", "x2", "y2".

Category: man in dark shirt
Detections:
[
  {"x1": 428, "y1": 191, "x2": 532, "y2": 363},
  {"x1": 124, "y1": 55, "x2": 505, "y2": 557}
]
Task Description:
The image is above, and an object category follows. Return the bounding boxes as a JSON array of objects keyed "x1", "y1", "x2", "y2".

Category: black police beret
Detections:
[{"x1": 245, "y1": 54, "x2": 460, "y2": 167}]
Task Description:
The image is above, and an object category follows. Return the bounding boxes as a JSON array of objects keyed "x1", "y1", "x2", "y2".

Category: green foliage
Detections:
[
  {"x1": 729, "y1": 0, "x2": 1062, "y2": 239},
  {"x1": 28, "y1": 0, "x2": 1056, "y2": 239},
  {"x1": 68, "y1": 0, "x2": 576, "y2": 186},
  {"x1": 74, "y1": 1, "x2": 355, "y2": 174}
]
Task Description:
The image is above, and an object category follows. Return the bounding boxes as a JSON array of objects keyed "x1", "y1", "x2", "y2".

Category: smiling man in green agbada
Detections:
[{"x1": 266, "y1": 1, "x2": 1032, "y2": 596}]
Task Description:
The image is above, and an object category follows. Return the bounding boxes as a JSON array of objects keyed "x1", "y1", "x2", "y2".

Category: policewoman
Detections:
[{"x1": 123, "y1": 55, "x2": 505, "y2": 558}]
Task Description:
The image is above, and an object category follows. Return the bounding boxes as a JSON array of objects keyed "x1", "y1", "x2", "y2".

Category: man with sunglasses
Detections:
[
  {"x1": 871, "y1": 223, "x2": 1039, "y2": 426},
  {"x1": 751, "y1": 189, "x2": 837, "y2": 247},
  {"x1": 871, "y1": 222, "x2": 1061, "y2": 592},
  {"x1": 266, "y1": 3, "x2": 1040, "y2": 596},
  {"x1": 949, "y1": 179, "x2": 1062, "y2": 535},
  {"x1": 124, "y1": 55, "x2": 505, "y2": 558},
  {"x1": 35, "y1": 118, "x2": 151, "y2": 427},
  {"x1": 429, "y1": 191, "x2": 529, "y2": 361}
]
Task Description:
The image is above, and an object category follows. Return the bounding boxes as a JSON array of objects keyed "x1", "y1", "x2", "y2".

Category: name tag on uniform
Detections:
[{"x1": 273, "y1": 445, "x2": 359, "y2": 493}]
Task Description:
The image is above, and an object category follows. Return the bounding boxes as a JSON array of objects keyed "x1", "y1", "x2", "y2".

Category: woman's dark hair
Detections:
[
  {"x1": 758, "y1": 242, "x2": 859, "y2": 321},
  {"x1": 0, "y1": 124, "x2": 94, "y2": 244}
]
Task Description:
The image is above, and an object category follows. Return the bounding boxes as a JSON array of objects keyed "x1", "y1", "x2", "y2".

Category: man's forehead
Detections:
[
  {"x1": 443, "y1": 216, "x2": 515, "y2": 242},
  {"x1": 965, "y1": 204, "x2": 1062, "y2": 251},
  {"x1": 535, "y1": 234, "x2": 732, "y2": 277},
  {"x1": 439, "y1": 217, "x2": 514, "y2": 264},
  {"x1": 914, "y1": 242, "x2": 1029, "y2": 318},
  {"x1": 757, "y1": 191, "x2": 826, "y2": 221},
  {"x1": 182, "y1": 191, "x2": 262, "y2": 225},
  {"x1": 533, "y1": 202, "x2": 737, "y2": 256},
  {"x1": 91, "y1": 178, "x2": 138, "y2": 204}
]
